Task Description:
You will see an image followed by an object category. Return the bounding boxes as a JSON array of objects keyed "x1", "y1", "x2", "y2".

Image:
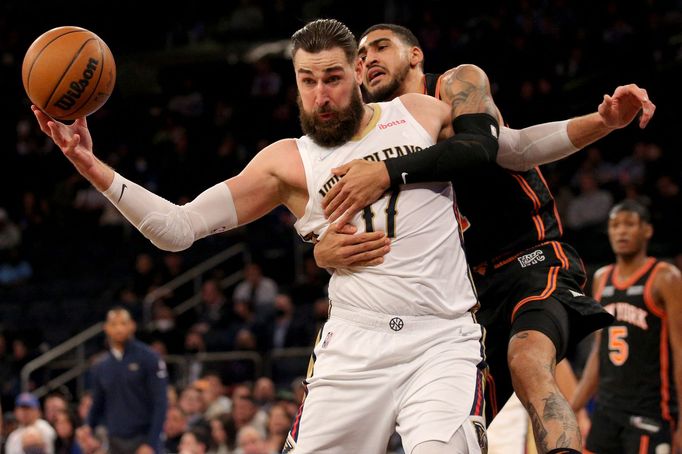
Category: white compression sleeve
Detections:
[
  {"x1": 496, "y1": 120, "x2": 578, "y2": 171},
  {"x1": 102, "y1": 172, "x2": 238, "y2": 252}
]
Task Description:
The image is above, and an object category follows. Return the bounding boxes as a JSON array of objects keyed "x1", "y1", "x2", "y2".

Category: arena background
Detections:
[{"x1": 0, "y1": 0, "x2": 680, "y2": 431}]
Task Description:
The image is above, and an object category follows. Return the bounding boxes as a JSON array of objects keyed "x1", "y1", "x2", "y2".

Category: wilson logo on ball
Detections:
[
  {"x1": 22, "y1": 26, "x2": 116, "y2": 121},
  {"x1": 53, "y1": 57, "x2": 100, "y2": 111}
]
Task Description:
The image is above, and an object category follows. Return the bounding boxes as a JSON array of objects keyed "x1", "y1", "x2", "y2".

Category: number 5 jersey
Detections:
[{"x1": 594, "y1": 257, "x2": 677, "y2": 420}]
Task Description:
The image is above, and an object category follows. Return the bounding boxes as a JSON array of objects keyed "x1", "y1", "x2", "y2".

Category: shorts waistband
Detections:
[
  {"x1": 473, "y1": 240, "x2": 569, "y2": 276},
  {"x1": 329, "y1": 304, "x2": 472, "y2": 334}
]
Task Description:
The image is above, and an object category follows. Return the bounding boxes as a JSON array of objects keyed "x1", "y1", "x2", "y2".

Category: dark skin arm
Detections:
[
  {"x1": 655, "y1": 263, "x2": 682, "y2": 453},
  {"x1": 321, "y1": 64, "x2": 499, "y2": 226},
  {"x1": 316, "y1": 66, "x2": 498, "y2": 269}
]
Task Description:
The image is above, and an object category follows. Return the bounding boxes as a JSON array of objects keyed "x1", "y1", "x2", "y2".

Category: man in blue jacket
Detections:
[{"x1": 78, "y1": 307, "x2": 168, "y2": 454}]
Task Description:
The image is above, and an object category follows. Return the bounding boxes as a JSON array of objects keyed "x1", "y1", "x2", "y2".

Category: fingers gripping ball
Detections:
[{"x1": 22, "y1": 26, "x2": 116, "y2": 121}]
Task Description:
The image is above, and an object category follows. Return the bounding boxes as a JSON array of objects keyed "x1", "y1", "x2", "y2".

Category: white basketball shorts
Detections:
[{"x1": 284, "y1": 304, "x2": 486, "y2": 454}]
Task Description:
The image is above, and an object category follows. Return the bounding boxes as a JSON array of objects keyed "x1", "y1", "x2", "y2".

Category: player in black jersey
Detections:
[
  {"x1": 313, "y1": 24, "x2": 654, "y2": 453},
  {"x1": 571, "y1": 201, "x2": 682, "y2": 453}
]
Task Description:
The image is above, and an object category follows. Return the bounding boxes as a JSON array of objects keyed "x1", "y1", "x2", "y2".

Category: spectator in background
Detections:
[
  {"x1": 267, "y1": 293, "x2": 313, "y2": 350},
  {"x1": 264, "y1": 404, "x2": 291, "y2": 454},
  {"x1": 178, "y1": 426, "x2": 211, "y2": 454},
  {"x1": 5, "y1": 392, "x2": 56, "y2": 454},
  {"x1": 566, "y1": 173, "x2": 614, "y2": 231},
  {"x1": 77, "y1": 307, "x2": 168, "y2": 454},
  {"x1": 148, "y1": 302, "x2": 183, "y2": 354},
  {"x1": 250, "y1": 58, "x2": 282, "y2": 99},
  {"x1": 178, "y1": 387, "x2": 207, "y2": 429},
  {"x1": 207, "y1": 413, "x2": 236, "y2": 454},
  {"x1": 43, "y1": 392, "x2": 68, "y2": 426},
  {"x1": 159, "y1": 253, "x2": 192, "y2": 304},
  {"x1": 163, "y1": 405, "x2": 187, "y2": 454},
  {"x1": 53, "y1": 410, "x2": 83, "y2": 454},
  {"x1": 290, "y1": 254, "x2": 328, "y2": 307},
  {"x1": 190, "y1": 280, "x2": 231, "y2": 350},
  {"x1": 252, "y1": 378, "x2": 275, "y2": 411},
  {"x1": 194, "y1": 373, "x2": 231, "y2": 419},
  {"x1": 21, "y1": 425, "x2": 48, "y2": 454},
  {"x1": 76, "y1": 393, "x2": 92, "y2": 425},
  {"x1": 232, "y1": 263, "x2": 278, "y2": 319},
  {"x1": 0, "y1": 247, "x2": 33, "y2": 286},
  {"x1": 235, "y1": 426, "x2": 270, "y2": 454},
  {"x1": 231, "y1": 395, "x2": 266, "y2": 436},
  {"x1": 0, "y1": 208, "x2": 21, "y2": 255},
  {"x1": 132, "y1": 253, "x2": 159, "y2": 299}
]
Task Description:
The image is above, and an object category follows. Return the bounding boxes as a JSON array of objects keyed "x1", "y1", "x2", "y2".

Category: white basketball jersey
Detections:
[{"x1": 294, "y1": 98, "x2": 477, "y2": 316}]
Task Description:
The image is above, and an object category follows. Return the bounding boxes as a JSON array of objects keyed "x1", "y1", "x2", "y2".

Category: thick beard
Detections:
[
  {"x1": 298, "y1": 88, "x2": 365, "y2": 148},
  {"x1": 364, "y1": 63, "x2": 410, "y2": 102}
]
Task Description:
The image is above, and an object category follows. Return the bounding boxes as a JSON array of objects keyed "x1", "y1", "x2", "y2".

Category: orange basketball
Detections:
[{"x1": 22, "y1": 26, "x2": 116, "y2": 121}]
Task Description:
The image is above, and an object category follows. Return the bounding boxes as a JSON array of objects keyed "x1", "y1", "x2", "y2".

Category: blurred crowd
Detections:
[
  {"x1": 1, "y1": 376, "x2": 309, "y2": 454},
  {"x1": 0, "y1": 0, "x2": 680, "y2": 451}
]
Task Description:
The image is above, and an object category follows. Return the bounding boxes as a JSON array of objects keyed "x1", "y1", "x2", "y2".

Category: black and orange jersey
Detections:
[
  {"x1": 593, "y1": 258, "x2": 677, "y2": 420},
  {"x1": 424, "y1": 73, "x2": 563, "y2": 266}
]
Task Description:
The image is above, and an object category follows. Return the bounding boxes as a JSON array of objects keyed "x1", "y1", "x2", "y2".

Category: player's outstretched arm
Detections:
[
  {"x1": 33, "y1": 106, "x2": 292, "y2": 252},
  {"x1": 497, "y1": 84, "x2": 655, "y2": 171}
]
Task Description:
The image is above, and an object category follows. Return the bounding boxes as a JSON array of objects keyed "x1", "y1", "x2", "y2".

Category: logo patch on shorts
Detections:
[
  {"x1": 472, "y1": 419, "x2": 488, "y2": 453},
  {"x1": 282, "y1": 434, "x2": 296, "y2": 453},
  {"x1": 389, "y1": 317, "x2": 404, "y2": 331},
  {"x1": 322, "y1": 331, "x2": 334, "y2": 348},
  {"x1": 517, "y1": 249, "x2": 545, "y2": 268}
]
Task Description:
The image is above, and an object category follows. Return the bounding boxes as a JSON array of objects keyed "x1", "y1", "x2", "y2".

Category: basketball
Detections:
[{"x1": 22, "y1": 26, "x2": 116, "y2": 121}]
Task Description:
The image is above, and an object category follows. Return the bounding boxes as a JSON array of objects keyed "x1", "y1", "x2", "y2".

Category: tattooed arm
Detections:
[{"x1": 438, "y1": 64, "x2": 502, "y2": 125}]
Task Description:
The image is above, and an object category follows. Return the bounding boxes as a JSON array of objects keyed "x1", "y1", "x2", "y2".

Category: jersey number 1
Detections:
[{"x1": 363, "y1": 190, "x2": 399, "y2": 238}]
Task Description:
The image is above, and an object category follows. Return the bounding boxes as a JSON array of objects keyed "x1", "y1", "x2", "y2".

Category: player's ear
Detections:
[
  {"x1": 409, "y1": 46, "x2": 424, "y2": 69},
  {"x1": 354, "y1": 57, "x2": 363, "y2": 84},
  {"x1": 643, "y1": 222, "x2": 653, "y2": 240}
]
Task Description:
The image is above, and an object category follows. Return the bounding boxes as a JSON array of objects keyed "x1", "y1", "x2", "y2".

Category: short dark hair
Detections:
[
  {"x1": 188, "y1": 426, "x2": 211, "y2": 448},
  {"x1": 360, "y1": 23, "x2": 421, "y2": 48},
  {"x1": 609, "y1": 199, "x2": 651, "y2": 223},
  {"x1": 291, "y1": 19, "x2": 358, "y2": 64}
]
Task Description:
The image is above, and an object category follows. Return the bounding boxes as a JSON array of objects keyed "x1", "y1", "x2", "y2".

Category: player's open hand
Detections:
[
  {"x1": 32, "y1": 105, "x2": 95, "y2": 167},
  {"x1": 598, "y1": 84, "x2": 655, "y2": 129},
  {"x1": 314, "y1": 223, "x2": 390, "y2": 269},
  {"x1": 32, "y1": 105, "x2": 113, "y2": 190},
  {"x1": 322, "y1": 159, "x2": 390, "y2": 225}
]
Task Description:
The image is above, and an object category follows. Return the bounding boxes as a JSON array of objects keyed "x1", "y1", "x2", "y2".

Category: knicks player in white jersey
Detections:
[{"x1": 32, "y1": 19, "x2": 499, "y2": 454}]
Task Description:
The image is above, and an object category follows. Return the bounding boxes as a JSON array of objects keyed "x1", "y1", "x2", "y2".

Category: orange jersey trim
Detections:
[
  {"x1": 550, "y1": 241, "x2": 570, "y2": 269},
  {"x1": 612, "y1": 257, "x2": 657, "y2": 291},
  {"x1": 511, "y1": 173, "x2": 546, "y2": 241},
  {"x1": 511, "y1": 266, "x2": 560, "y2": 321},
  {"x1": 659, "y1": 319, "x2": 673, "y2": 421},
  {"x1": 643, "y1": 261, "x2": 666, "y2": 318},
  {"x1": 639, "y1": 434, "x2": 650, "y2": 454},
  {"x1": 535, "y1": 167, "x2": 564, "y2": 236}
]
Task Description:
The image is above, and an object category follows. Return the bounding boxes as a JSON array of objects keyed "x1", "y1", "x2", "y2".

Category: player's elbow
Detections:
[{"x1": 139, "y1": 211, "x2": 195, "y2": 252}]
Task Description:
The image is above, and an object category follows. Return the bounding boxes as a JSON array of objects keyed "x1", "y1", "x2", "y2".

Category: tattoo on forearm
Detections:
[
  {"x1": 528, "y1": 403, "x2": 550, "y2": 452},
  {"x1": 542, "y1": 392, "x2": 566, "y2": 421},
  {"x1": 526, "y1": 392, "x2": 580, "y2": 452},
  {"x1": 442, "y1": 68, "x2": 498, "y2": 119}
]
